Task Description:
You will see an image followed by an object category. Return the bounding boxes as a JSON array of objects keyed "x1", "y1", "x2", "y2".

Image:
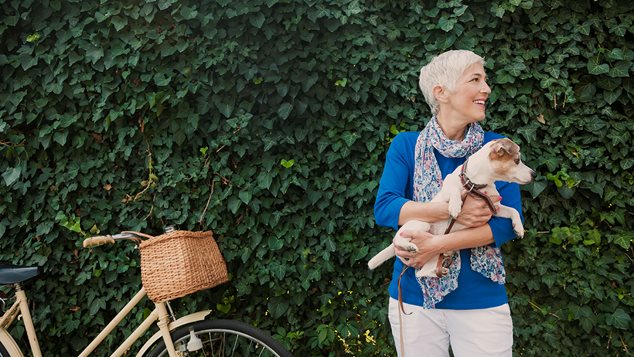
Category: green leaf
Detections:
[
  {"x1": 85, "y1": 45, "x2": 104, "y2": 64},
  {"x1": 267, "y1": 297, "x2": 289, "y2": 319},
  {"x1": 111, "y1": 16, "x2": 128, "y2": 31},
  {"x1": 19, "y1": 53, "x2": 37, "y2": 70},
  {"x1": 606, "y1": 309, "x2": 631, "y2": 330},
  {"x1": 557, "y1": 186, "x2": 574, "y2": 199},
  {"x1": 227, "y1": 197, "x2": 241, "y2": 214},
  {"x1": 438, "y1": 16, "x2": 456, "y2": 32},
  {"x1": 238, "y1": 190, "x2": 252, "y2": 204},
  {"x1": 249, "y1": 12, "x2": 265, "y2": 28},
  {"x1": 153, "y1": 72, "x2": 171, "y2": 86},
  {"x1": 280, "y1": 159, "x2": 294, "y2": 169},
  {"x1": 2, "y1": 167, "x2": 21, "y2": 186},
  {"x1": 26, "y1": 33, "x2": 41, "y2": 43},
  {"x1": 269, "y1": 262, "x2": 286, "y2": 280},
  {"x1": 587, "y1": 61, "x2": 609, "y2": 75},
  {"x1": 341, "y1": 132, "x2": 357, "y2": 147},
  {"x1": 351, "y1": 246, "x2": 368, "y2": 262},
  {"x1": 158, "y1": 0, "x2": 176, "y2": 10},
  {"x1": 525, "y1": 180, "x2": 547, "y2": 198},
  {"x1": 607, "y1": 48, "x2": 624, "y2": 60},
  {"x1": 323, "y1": 101, "x2": 337, "y2": 116},
  {"x1": 179, "y1": 6, "x2": 198, "y2": 20},
  {"x1": 610, "y1": 233, "x2": 632, "y2": 249},
  {"x1": 603, "y1": 89, "x2": 622, "y2": 105},
  {"x1": 257, "y1": 172, "x2": 273, "y2": 189},
  {"x1": 278, "y1": 102, "x2": 293, "y2": 120},
  {"x1": 608, "y1": 61, "x2": 630, "y2": 78},
  {"x1": 302, "y1": 73, "x2": 319, "y2": 92},
  {"x1": 212, "y1": 95, "x2": 235, "y2": 118},
  {"x1": 575, "y1": 83, "x2": 596, "y2": 102},
  {"x1": 323, "y1": 237, "x2": 336, "y2": 252},
  {"x1": 267, "y1": 236, "x2": 283, "y2": 250},
  {"x1": 53, "y1": 131, "x2": 68, "y2": 146}
]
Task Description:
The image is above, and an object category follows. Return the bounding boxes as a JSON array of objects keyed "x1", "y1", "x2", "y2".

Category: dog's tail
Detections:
[{"x1": 368, "y1": 244, "x2": 396, "y2": 270}]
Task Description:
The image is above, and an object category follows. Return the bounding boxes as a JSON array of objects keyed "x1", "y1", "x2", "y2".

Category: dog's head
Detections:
[{"x1": 487, "y1": 138, "x2": 535, "y2": 184}]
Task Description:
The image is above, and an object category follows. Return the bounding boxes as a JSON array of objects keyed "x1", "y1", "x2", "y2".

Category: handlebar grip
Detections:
[{"x1": 83, "y1": 235, "x2": 115, "y2": 248}]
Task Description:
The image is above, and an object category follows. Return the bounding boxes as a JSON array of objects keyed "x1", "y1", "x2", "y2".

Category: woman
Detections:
[{"x1": 374, "y1": 50, "x2": 523, "y2": 357}]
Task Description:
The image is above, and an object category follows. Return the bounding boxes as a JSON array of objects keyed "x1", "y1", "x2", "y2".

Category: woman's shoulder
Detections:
[
  {"x1": 484, "y1": 131, "x2": 506, "y2": 143},
  {"x1": 392, "y1": 131, "x2": 419, "y2": 145},
  {"x1": 388, "y1": 131, "x2": 419, "y2": 150}
]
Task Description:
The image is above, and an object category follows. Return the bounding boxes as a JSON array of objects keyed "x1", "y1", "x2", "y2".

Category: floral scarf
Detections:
[{"x1": 413, "y1": 117, "x2": 505, "y2": 309}]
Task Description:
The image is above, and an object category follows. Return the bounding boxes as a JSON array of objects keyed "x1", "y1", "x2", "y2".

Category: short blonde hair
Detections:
[{"x1": 418, "y1": 50, "x2": 485, "y2": 115}]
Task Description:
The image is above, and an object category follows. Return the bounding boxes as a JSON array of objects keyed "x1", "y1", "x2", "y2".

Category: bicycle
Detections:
[{"x1": 0, "y1": 229, "x2": 293, "y2": 357}]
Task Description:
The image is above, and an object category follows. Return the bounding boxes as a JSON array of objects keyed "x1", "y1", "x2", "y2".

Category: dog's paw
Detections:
[
  {"x1": 415, "y1": 262, "x2": 437, "y2": 278},
  {"x1": 398, "y1": 240, "x2": 419, "y2": 253},
  {"x1": 513, "y1": 222, "x2": 525, "y2": 238},
  {"x1": 448, "y1": 200, "x2": 462, "y2": 219}
]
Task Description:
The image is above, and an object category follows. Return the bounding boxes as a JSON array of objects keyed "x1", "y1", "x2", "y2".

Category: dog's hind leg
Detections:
[
  {"x1": 367, "y1": 220, "x2": 432, "y2": 270},
  {"x1": 368, "y1": 243, "x2": 397, "y2": 270}
]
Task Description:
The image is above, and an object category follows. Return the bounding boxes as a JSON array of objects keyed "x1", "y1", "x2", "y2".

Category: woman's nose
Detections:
[{"x1": 481, "y1": 80, "x2": 491, "y2": 94}]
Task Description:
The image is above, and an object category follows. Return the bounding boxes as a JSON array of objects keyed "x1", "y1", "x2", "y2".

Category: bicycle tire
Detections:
[
  {"x1": 143, "y1": 319, "x2": 293, "y2": 357},
  {"x1": 0, "y1": 340, "x2": 10, "y2": 357}
]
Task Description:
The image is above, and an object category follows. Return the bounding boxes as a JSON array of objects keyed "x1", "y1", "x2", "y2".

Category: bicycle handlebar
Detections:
[{"x1": 82, "y1": 235, "x2": 116, "y2": 248}]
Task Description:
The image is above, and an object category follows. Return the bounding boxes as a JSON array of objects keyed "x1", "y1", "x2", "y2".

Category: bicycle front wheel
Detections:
[{"x1": 145, "y1": 319, "x2": 292, "y2": 357}]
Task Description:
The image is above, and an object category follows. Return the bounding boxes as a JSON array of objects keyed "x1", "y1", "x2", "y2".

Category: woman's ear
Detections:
[{"x1": 433, "y1": 85, "x2": 449, "y2": 104}]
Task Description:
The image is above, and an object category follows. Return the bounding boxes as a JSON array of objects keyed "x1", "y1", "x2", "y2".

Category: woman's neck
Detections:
[{"x1": 436, "y1": 114, "x2": 468, "y2": 141}]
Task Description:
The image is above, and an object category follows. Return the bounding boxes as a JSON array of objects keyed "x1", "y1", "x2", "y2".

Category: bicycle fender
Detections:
[
  {"x1": 0, "y1": 328, "x2": 24, "y2": 356},
  {"x1": 135, "y1": 310, "x2": 211, "y2": 356}
]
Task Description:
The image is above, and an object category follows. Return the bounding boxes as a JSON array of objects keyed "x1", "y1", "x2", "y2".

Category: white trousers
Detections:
[{"x1": 388, "y1": 298, "x2": 513, "y2": 357}]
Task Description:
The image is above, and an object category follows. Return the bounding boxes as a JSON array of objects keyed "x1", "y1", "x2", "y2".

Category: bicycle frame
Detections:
[{"x1": 0, "y1": 284, "x2": 180, "y2": 357}]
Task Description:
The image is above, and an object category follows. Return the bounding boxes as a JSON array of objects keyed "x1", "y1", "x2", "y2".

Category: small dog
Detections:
[{"x1": 368, "y1": 138, "x2": 535, "y2": 277}]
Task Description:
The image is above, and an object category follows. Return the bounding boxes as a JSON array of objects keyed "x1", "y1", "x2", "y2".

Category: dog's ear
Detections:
[{"x1": 489, "y1": 139, "x2": 516, "y2": 159}]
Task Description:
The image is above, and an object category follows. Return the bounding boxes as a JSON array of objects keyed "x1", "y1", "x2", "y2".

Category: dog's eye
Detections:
[{"x1": 514, "y1": 158, "x2": 520, "y2": 164}]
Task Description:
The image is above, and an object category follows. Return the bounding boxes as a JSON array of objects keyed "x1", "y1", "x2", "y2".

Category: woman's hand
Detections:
[
  {"x1": 455, "y1": 193, "x2": 501, "y2": 228},
  {"x1": 394, "y1": 230, "x2": 442, "y2": 269}
]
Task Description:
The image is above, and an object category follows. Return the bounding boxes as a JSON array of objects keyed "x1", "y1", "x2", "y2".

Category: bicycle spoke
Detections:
[{"x1": 149, "y1": 320, "x2": 290, "y2": 357}]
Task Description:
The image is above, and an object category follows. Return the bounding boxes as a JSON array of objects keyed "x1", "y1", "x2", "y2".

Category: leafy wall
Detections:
[{"x1": 0, "y1": 0, "x2": 632, "y2": 355}]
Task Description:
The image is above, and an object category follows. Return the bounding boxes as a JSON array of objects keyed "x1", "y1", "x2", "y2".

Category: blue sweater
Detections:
[{"x1": 374, "y1": 131, "x2": 523, "y2": 309}]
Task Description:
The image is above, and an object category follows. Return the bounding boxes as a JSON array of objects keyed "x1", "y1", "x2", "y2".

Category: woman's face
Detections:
[{"x1": 443, "y1": 62, "x2": 491, "y2": 123}]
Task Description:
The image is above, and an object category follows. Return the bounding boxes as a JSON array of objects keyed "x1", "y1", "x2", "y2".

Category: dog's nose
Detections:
[{"x1": 530, "y1": 170, "x2": 536, "y2": 179}]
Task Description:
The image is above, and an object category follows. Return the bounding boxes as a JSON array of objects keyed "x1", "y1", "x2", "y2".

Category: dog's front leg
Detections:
[
  {"x1": 495, "y1": 205, "x2": 524, "y2": 237},
  {"x1": 446, "y1": 186, "x2": 463, "y2": 219}
]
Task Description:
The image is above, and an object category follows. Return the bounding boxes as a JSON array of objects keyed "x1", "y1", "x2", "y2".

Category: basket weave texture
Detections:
[{"x1": 138, "y1": 230, "x2": 228, "y2": 302}]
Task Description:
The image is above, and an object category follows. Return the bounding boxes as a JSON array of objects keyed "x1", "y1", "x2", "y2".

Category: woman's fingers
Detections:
[
  {"x1": 456, "y1": 194, "x2": 501, "y2": 227},
  {"x1": 394, "y1": 230, "x2": 439, "y2": 269}
]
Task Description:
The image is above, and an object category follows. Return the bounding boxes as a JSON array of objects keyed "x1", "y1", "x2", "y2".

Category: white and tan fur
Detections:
[{"x1": 368, "y1": 138, "x2": 535, "y2": 278}]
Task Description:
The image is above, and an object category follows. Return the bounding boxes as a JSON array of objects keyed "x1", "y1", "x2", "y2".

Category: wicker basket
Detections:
[{"x1": 134, "y1": 230, "x2": 228, "y2": 303}]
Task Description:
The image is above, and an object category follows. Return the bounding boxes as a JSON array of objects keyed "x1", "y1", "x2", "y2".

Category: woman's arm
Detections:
[
  {"x1": 398, "y1": 200, "x2": 450, "y2": 226},
  {"x1": 395, "y1": 224, "x2": 494, "y2": 269},
  {"x1": 374, "y1": 133, "x2": 418, "y2": 230},
  {"x1": 396, "y1": 182, "x2": 522, "y2": 268}
]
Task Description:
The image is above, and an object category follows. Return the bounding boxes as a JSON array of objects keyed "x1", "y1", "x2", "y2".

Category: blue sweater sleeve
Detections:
[
  {"x1": 374, "y1": 133, "x2": 414, "y2": 231},
  {"x1": 489, "y1": 180, "x2": 524, "y2": 247}
]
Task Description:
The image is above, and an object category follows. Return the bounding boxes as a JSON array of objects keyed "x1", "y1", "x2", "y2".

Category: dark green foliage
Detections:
[{"x1": 0, "y1": 0, "x2": 632, "y2": 355}]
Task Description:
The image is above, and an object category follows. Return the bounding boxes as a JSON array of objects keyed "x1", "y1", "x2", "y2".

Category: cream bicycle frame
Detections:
[{"x1": 0, "y1": 284, "x2": 180, "y2": 357}]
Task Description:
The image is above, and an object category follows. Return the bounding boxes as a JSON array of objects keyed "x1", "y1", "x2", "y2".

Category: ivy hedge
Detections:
[{"x1": 1, "y1": 0, "x2": 632, "y2": 355}]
